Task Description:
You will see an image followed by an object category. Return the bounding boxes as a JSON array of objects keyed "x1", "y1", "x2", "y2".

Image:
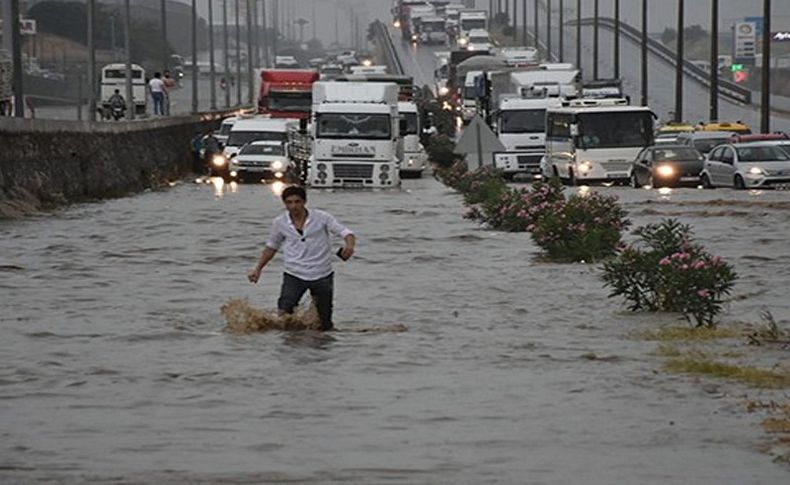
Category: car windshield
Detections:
[
  {"x1": 499, "y1": 109, "x2": 546, "y2": 134},
  {"x1": 402, "y1": 112, "x2": 418, "y2": 135},
  {"x1": 736, "y1": 146, "x2": 790, "y2": 162},
  {"x1": 693, "y1": 138, "x2": 728, "y2": 154},
  {"x1": 577, "y1": 111, "x2": 654, "y2": 149},
  {"x1": 227, "y1": 131, "x2": 287, "y2": 147},
  {"x1": 268, "y1": 91, "x2": 312, "y2": 112},
  {"x1": 316, "y1": 113, "x2": 391, "y2": 139},
  {"x1": 775, "y1": 143, "x2": 790, "y2": 155},
  {"x1": 469, "y1": 36, "x2": 489, "y2": 43},
  {"x1": 241, "y1": 144, "x2": 285, "y2": 156},
  {"x1": 654, "y1": 148, "x2": 703, "y2": 161}
]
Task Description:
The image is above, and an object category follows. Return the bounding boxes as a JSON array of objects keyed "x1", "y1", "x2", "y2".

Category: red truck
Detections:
[{"x1": 258, "y1": 69, "x2": 319, "y2": 119}]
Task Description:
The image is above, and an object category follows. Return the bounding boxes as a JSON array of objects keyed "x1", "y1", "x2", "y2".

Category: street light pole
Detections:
[
  {"x1": 674, "y1": 0, "x2": 684, "y2": 122},
  {"x1": 7, "y1": 0, "x2": 24, "y2": 117},
  {"x1": 641, "y1": 0, "x2": 648, "y2": 106},
  {"x1": 593, "y1": 0, "x2": 599, "y2": 80},
  {"x1": 124, "y1": 0, "x2": 134, "y2": 119},
  {"x1": 521, "y1": 0, "x2": 527, "y2": 48},
  {"x1": 235, "y1": 0, "x2": 241, "y2": 105},
  {"x1": 559, "y1": 0, "x2": 563, "y2": 62},
  {"x1": 88, "y1": 0, "x2": 96, "y2": 120},
  {"x1": 209, "y1": 0, "x2": 217, "y2": 110},
  {"x1": 614, "y1": 0, "x2": 620, "y2": 79},
  {"x1": 161, "y1": 0, "x2": 168, "y2": 72},
  {"x1": 546, "y1": 0, "x2": 552, "y2": 60},
  {"x1": 709, "y1": 0, "x2": 718, "y2": 122},
  {"x1": 534, "y1": 0, "x2": 539, "y2": 55},
  {"x1": 191, "y1": 0, "x2": 198, "y2": 113},
  {"x1": 576, "y1": 0, "x2": 582, "y2": 69},
  {"x1": 512, "y1": 0, "x2": 517, "y2": 40},
  {"x1": 760, "y1": 0, "x2": 771, "y2": 133},
  {"x1": 223, "y1": 0, "x2": 231, "y2": 108},
  {"x1": 246, "y1": 0, "x2": 254, "y2": 104},
  {"x1": 262, "y1": 0, "x2": 269, "y2": 68}
]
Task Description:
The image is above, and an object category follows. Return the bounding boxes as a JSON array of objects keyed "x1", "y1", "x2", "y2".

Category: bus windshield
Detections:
[
  {"x1": 268, "y1": 91, "x2": 312, "y2": 112},
  {"x1": 316, "y1": 113, "x2": 391, "y2": 140},
  {"x1": 499, "y1": 109, "x2": 546, "y2": 134},
  {"x1": 577, "y1": 111, "x2": 653, "y2": 149}
]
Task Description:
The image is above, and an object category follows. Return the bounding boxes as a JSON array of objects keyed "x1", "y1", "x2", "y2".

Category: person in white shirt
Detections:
[
  {"x1": 148, "y1": 72, "x2": 166, "y2": 115},
  {"x1": 248, "y1": 185, "x2": 356, "y2": 331}
]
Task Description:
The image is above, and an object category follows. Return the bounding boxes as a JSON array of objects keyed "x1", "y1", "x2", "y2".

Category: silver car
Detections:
[{"x1": 701, "y1": 142, "x2": 790, "y2": 189}]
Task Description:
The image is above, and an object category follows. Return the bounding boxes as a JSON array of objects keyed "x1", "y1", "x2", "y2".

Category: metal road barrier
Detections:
[
  {"x1": 372, "y1": 20, "x2": 405, "y2": 76},
  {"x1": 574, "y1": 17, "x2": 751, "y2": 105}
]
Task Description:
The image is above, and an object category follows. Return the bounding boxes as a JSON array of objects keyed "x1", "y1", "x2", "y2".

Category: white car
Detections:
[
  {"x1": 701, "y1": 142, "x2": 790, "y2": 189},
  {"x1": 213, "y1": 116, "x2": 238, "y2": 148},
  {"x1": 464, "y1": 29, "x2": 493, "y2": 52},
  {"x1": 229, "y1": 141, "x2": 292, "y2": 182}
]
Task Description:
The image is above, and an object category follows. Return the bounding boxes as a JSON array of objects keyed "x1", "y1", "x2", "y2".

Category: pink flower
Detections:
[
  {"x1": 697, "y1": 289, "x2": 710, "y2": 298},
  {"x1": 692, "y1": 261, "x2": 706, "y2": 270},
  {"x1": 681, "y1": 264, "x2": 689, "y2": 270},
  {"x1": 659, "y1": 257, "x2": 671, "y2": 266},
  {"x1": 527, "y1": 224, "x2": 536, "y2": 231},
  {"x1": 711, "y1": 255, "x2": 722, "y2": 265}
]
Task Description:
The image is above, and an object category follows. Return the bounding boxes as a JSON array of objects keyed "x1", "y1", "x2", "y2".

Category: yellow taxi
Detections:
[
  {"x1": 695, "y1": 121, "x2": 752, "y2": 135},
  {"x1": 656, "y1": 121, "x2": 696, "y2": 135}
]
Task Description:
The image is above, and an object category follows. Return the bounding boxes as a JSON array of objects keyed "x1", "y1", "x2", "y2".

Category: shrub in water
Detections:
[
  {"x1": 531, "y1": 190, "x2": 630, "y2": 262},
  {"x1": 601, "y1": 219, "x2": 737, "y2": 327},
  {"x1": 465, "y1": 179, "x2": 565, "y2": 232}
]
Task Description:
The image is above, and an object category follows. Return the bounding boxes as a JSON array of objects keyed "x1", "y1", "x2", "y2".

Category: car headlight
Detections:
[
  {"x1": 467, "y1": 45, "x2": 475, "y2": 51},
  {"x1": 749, "y1": 166, "x2": 764, "y2": 176},
  {"x1": 212, "y1": 155, "x2": 226, "y2": 167},
  {"x1": 439, "y1": 86, "x2": 450, "y2": 96},
  {"x1": 271, "y1": 160, "x2": 284, "y2": 171},
  {"x1": 411, "y1": 34, "x2": 418, "y2": 42},
  {"x1": 656, "y1": 165, "x2": 674, "y2": 177},
  {"x1": 393, "y1": 20, "x2": 401, "y2": 28},
  {"x1": 362, "y1": 59, "x2": 372, "y2": 67},
  {"x1": 458, "y1": 38, "x2": 468, "y2": 46}
]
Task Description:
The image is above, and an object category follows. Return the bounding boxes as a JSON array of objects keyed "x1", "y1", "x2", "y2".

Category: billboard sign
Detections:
[{"x1": 733, "y1": 21, "x2": 756, "y2": 65}]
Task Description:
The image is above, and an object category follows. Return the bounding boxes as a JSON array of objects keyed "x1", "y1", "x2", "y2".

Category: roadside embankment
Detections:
[{"x1": 0, "y1": 114, "x2": 226, "y2": 218}]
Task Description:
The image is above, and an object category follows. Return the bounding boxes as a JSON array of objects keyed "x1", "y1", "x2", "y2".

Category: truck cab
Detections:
[
  {"x1": 397, "y1": 101, "x2": 428, "y2": 178},
  {"x1": 258, "y1": 69, "x2": 319, "y2": 119},
  {"x1": 493, "y1": 96, "x2": 563, "y2": 179},
  {"x1": 310, "y1": 82, "x2": 401, "y2": 188}
]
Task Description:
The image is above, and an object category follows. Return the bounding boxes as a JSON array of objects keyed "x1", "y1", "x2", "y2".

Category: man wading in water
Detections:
[{"x1": 247, "y1": 186, "x2": 356, "y2": 331}]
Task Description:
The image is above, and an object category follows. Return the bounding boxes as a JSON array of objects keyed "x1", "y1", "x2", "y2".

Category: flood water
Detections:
[{"x1": 1, "y1": 176, "x2": 789, "y2": 483}]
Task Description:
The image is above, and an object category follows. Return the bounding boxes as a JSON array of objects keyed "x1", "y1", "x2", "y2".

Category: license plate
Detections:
[
  {"x1": 343, "y1": 182, "x2": 364, "y2": 188},
  {"x1": 680, "y1": 176, "x2": 699, "y2": 182}
]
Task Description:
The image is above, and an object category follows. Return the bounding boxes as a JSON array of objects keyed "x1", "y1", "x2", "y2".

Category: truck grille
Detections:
[
  {"x1": 334, "y1": 163, "x2": 374, "y2": 179},
  {"x1": 601, "y1": 161, "x2": 632, "y2": 172}
]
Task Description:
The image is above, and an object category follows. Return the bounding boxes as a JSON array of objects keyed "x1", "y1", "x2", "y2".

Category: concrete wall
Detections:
[{"x1": 0, "y1": 114, "x2": 227, "y2": 218}]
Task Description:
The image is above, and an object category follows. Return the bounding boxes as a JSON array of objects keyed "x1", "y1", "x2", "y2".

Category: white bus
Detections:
[{"x1": 542, "y1": 100, "x2": 655, "y2": 185}]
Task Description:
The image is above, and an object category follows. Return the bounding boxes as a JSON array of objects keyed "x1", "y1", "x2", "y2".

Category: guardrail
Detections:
[
  {"x1": 574, "y1": 17, "x2": 751, "y2": 105},
  {"x1": 372, "y1": 20, "x2": 405, "y2": 76}
]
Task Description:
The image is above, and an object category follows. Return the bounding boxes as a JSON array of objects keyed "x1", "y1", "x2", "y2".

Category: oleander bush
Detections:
[
  {"x1": 531, "y1": 190, "x2": 631, "y2": 263},
  {"x1": 464, "y1": 179, "x2": 565, "y2": 232},
  {"x1": 602, "y1": 219, "x2": 738, "y2": 327}
]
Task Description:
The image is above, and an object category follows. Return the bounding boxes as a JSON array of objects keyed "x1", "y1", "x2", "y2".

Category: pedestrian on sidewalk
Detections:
[{"x1": 149, "y1": 72, "x2": 166, "y2": 116}]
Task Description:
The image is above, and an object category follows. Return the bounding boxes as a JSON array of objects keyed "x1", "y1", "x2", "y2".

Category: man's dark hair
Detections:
[
  {"x1": 281, "y1": 185, "x2": 306, "y2": 202},
  {"x1": 154, "y1": 72, "x2": 162, "y2": 78}
]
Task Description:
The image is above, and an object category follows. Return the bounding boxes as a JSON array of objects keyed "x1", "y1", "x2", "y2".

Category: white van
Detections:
[
  {"x1": 222, "y1": 117, "x2": 298, "y2": 159},
  {"x1": 100, "y1": 63, "x2": 146, "y2": 115}
]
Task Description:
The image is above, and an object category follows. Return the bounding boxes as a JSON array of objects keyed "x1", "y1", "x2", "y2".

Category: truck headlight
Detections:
[
  {"x1": 381, "y1": 164, "x2": 390, "y2": 172},
  {"x1": 212, "y1": 155, "x2": 227, "y2": 167},
  {"x1": 656, "y1": 165, "x2": 674, "y2": 177},
  {"x1": 379, "y1": 172, "x2": 389, "y2": 181},
  {"x1": 438, "y1": 86, "x2": 450, "y2": 96},
  {"x1": 578, "y1": 160, "x2": 592, "y2": 174},
  {"x1": 317, "y1": 163, "x2": 327, "y2": 171},
  {"x1": 407, "y1": 158, "x2": 416, "y2": 166}
]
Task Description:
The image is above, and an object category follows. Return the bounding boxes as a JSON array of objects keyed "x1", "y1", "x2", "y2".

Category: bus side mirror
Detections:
[
  {"x1": 299, "y1": 118, "x2": 308, "y2": 134},
  {"x1": 570, "y1": 124, "x2": 579, "y2": 136}
]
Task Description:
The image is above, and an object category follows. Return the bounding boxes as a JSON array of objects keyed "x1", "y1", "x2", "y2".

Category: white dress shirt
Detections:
[{"x1": 265, "y1": 209, "x2": 354, "y2": 281}]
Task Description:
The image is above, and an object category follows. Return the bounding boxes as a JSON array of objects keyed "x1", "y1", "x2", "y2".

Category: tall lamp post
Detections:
[
  {"x1": 558, "y1": 0, "x2": 563, "y2": 62},
  {"x1": 124, "y1": 0, "x2": 134, "y2": 119},
  {"x1": 546, "y1": 0, "x2": 552, "y2": 59},
  {"x1": 191, "y1": 0, "x2": 198, "y2": 113},
  {"x1": 575, "y1": 0, "x2": 581, "y2": 71},
  {"x1": 674, "y1": 0, "x2": 684, "y2": 122},
  {"x1": 640, "y1": 0, "x2": 648, "y2": 106},
  {"x1": 614, "y1": 0, "x2": 620, "y2": 79},
  {"x1": 593, "y1": 0, "x2": 599, "y2": 80},
  {"x1": 88, "y1": 0, "x2": 96, "y2": 120},
  {"x1": 235, "y1": 0, "x2": 241, "y2": 105},
  {"x1": 760, "y1": 0, "x2": 771, "y2": 133},
  {"x1": 709, "y1": 0, "x2": 718, "y2": 122},
  {"x1": 209, "y1": 0, "x2": 217, "y2": 110},
  {"x1": 223, "y1": 0, "x2": 230, "y2": 108}
]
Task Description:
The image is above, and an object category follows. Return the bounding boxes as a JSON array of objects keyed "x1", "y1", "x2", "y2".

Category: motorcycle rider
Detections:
[{"x1": 107, "y1": 89, "x2": 127, "y2": 120}]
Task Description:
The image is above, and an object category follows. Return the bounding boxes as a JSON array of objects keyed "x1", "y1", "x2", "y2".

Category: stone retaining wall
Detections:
[{"x1": 0, "y1": 113, "x2": 232, "y2": 218}]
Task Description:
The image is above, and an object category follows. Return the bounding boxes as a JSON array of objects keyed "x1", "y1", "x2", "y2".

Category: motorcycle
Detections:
[{"x1": 110, "y1": 105, "x2": 126, "y2": 121}]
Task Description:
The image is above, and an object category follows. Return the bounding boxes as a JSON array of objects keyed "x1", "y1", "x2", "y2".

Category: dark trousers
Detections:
[{"x1": 278, "y1": 272, "x2": 334, "y2": 331}]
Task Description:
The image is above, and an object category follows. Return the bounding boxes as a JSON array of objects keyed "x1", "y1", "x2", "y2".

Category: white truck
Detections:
[
  {"x1": 457, "y1": 10, "x2": 487, "y2": 40},
  {"x1": 509, "y1": 68, "x2": 581, "y2": 99},
  {"x1": 100, "y1": 63, "x2": 147, "y2": 116},
  {"x1": 460, "y1": 70, "x2": 483, "y2": 124},
  {"x1": 310, "y1": 82, "x2": 401, "y2": 188},
  {"x1": 397, "y1": 101, "x2": 428, "y2": 178},
  {"x1": 493, "y1": 95, "x2": 563, "y2": 180},
  {"x1": 418, "y1": 16, "x2": 449, "y2": 45}
]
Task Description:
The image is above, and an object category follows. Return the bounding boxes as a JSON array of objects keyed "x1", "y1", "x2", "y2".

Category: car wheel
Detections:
[
  {"x1": 734, "y1": 175, "x2": 746, "y2": 190},
  {"x1": 701, "y1": 173, "x2": 713, "y2": 189},
  {"x1": 631, "y1": 172, "x2": 640, "y2": 188},
  {"x1": 648, "y1": 174, "x2": 656, "y2": 188}
]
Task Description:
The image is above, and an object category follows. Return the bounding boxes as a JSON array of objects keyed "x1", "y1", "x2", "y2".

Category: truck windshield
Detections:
[
  {"x1": 461, "y1": 19, "x2": 486, "y2": 30},
  {"x1": 316, "y1": 114, "x2": 391, "y2": 140},
  {"x1": 577, "y1": 112, "x2": 654, "y2": 149},
  {"x1": 227, "y1": 131, "x2": 287, "y2": 147},
  {"x1": 422, "y1": 21, "x2": 445, "y2": 31},
  {"x1": 403, "y1": 113, "x2": 418, "y2": 135},
  {"x1": 499, "y1": 109, "x2": 546, "y2": 134},
  {"x1": 268, "y1": 91, "x2": 312, "y2": 112}
]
